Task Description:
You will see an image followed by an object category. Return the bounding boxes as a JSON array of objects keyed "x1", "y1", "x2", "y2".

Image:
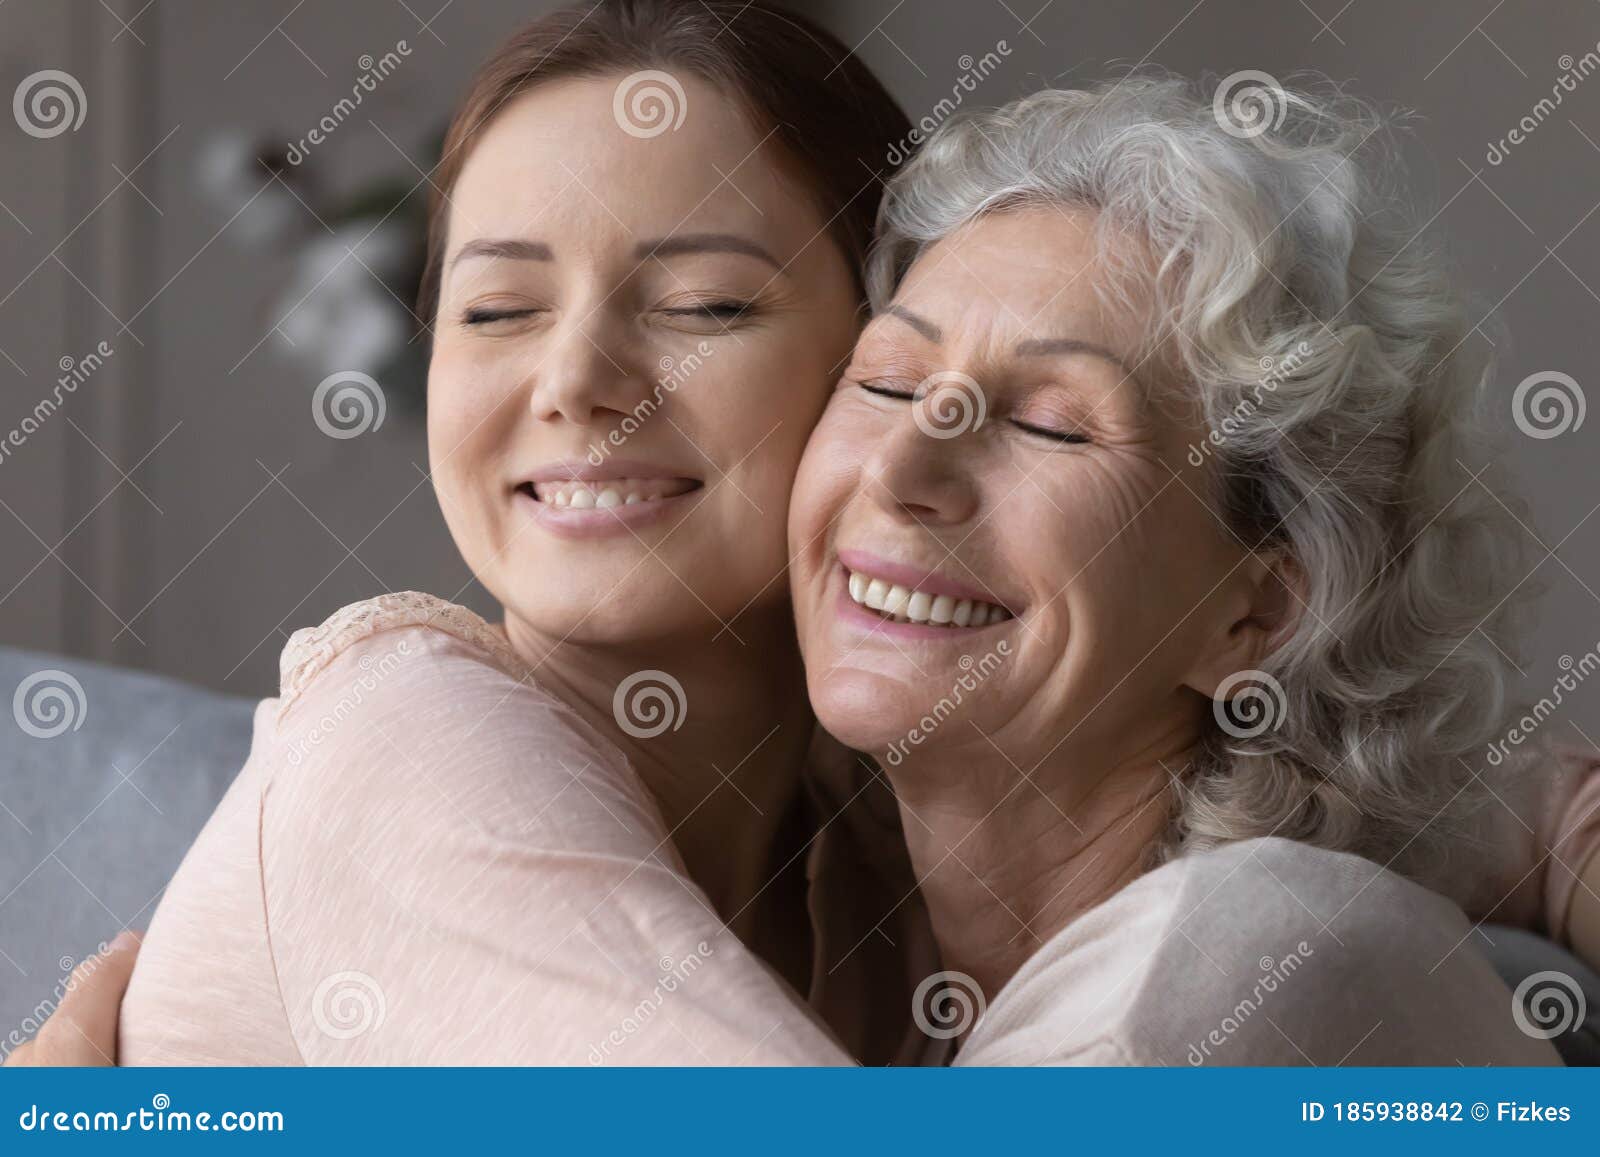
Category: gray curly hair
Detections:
[{"x1": 867, "y1": 71, "x2": 1548, "y2": 903}]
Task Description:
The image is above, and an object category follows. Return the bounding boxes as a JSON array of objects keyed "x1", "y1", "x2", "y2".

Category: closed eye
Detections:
[
  {"x1": 857, "y1": 379, "x2": 917, "y2": 400},
  {"x1": 660, "y1": 301, "x2": 754, "y2": 319},
  {"x1": 463, "y1": 306, "x2": 544, "y2": 326},
  {"x1": 1011, "y1": 419, "x2": 1091, "y2": 444}
]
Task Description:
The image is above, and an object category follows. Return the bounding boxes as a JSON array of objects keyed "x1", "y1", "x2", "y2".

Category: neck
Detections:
[
  {"x1": 887, "y1": 728, "x2": 1189, "y2": 1011},
  {"x1": 502, "y1": 605, "x2": 815, "y2": 941}
]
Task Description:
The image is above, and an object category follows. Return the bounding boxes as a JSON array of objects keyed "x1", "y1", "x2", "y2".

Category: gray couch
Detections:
[{"x1": 3, "y1": 644, "x2": 1598, "y2": 1064}]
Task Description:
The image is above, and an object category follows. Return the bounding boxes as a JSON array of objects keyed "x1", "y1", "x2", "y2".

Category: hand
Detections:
[{"x1": 3, "y1": 930, "x2": 142, "y2": 1066}]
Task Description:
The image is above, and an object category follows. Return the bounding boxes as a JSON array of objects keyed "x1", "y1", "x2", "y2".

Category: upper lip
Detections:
[
  {"x1": 836, "y1": 547, "x2": 1017, "y2": 609},
  {"x1": 516, "y1": 458, "x2": 702, "y2": 486}
]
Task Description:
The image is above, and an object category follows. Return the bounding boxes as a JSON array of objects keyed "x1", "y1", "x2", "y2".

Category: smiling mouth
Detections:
[
  {"x1": 519, "y1": 477, "x2": 701, "y2": 508},
  {"x1": 843, "y1": 564, "x2": 1014, "y2": 628}
]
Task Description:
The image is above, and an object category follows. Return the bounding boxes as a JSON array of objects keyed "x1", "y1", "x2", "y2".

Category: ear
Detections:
[{"x1": 1181, "y1": 549, "x2": 1306, "y2": 699}]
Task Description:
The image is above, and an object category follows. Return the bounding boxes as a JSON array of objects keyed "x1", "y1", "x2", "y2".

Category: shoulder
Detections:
[
  {"x1": 258, "y1": 592, "x2": 650, "y2": 844},
  {"x1": 959, "y1": 837, "x2": 1558, "y2": 1066},
  {"x1": 277, "y1": 591, "x2": 529, "y2": 713}
]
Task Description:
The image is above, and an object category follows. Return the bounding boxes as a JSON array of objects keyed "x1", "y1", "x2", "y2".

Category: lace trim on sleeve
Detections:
[{"x1": 277, "y1": 591, "x2": 531, "y2": 715}]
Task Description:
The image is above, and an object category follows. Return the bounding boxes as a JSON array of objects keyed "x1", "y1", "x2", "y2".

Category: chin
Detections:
[{"x1": 806, "y1": 664, "x2": 930, "y2": 755}]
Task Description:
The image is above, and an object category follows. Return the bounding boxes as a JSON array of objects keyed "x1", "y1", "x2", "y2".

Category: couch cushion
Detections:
[{"x1": 0, "y1": 647, "x2": 253, "y2": 1048}]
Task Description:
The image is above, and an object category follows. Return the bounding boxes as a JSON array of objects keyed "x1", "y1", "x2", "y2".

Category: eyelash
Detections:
[
  {"x1": 660, "y1": 301, "x2": 756, "y2": 321},
  {"x1": 462, "y1": 306, "x2": 541, "y2": 326},
  {"x1": 461, "y1": 301, "x2": 757, "y2": 326},
  {"x1": 857, "y1": 380, "x2": 1091, "y2": 445}
]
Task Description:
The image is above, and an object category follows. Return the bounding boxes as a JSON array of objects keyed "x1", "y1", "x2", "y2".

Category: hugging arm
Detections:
[
  {"x1": 1472, "y1": 741, "x2": 1600, "y2": 968},
  {"x1": 257, "y1": 626, "x2": 848, "y2": 1065},
  {"x1": 3, "y1": 933, "x2": 141, "y2": 1067}
]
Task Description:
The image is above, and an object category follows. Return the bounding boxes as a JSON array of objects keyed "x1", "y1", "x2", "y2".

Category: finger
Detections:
[
  {"x1": 3, "y1": 1039, "x2": 36, "y2": 1067},
  {"x1": 42, "y1": 931, "x2": 143, "y2": 1065}
]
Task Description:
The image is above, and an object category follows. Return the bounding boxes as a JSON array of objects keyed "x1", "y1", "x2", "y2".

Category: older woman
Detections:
[
  {"x1": 12, "y1": 72, "x2": 1599, "y2": 1067},
  {"x1": 787, "y1": 74, "x2": 1599, "y2": 1062}
]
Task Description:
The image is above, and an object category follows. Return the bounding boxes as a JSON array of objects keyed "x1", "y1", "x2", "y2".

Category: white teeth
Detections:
[
  {"x1": 843, "y1": 567, "x2": 1012, "y2": 629},
  {"x1": 529, "y1": 477, "x2": 697, "y2": 508},
  {"x1": 881, "y1": 584, "x2": 910, "y2": 617}
]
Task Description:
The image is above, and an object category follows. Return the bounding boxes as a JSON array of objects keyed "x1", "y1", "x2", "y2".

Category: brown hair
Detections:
[{"x1": 416, "y1": 0, "x2": 910, "y2": 324}]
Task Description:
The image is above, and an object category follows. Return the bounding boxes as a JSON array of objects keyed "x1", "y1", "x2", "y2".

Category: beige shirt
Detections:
[{"x1": 118, "y1": 593, "x2": 1562, "y2": 1066}]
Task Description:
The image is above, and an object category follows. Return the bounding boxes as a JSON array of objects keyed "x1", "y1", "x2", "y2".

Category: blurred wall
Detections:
[{"x1": 1, "y1": 0, "x2": 1597, "y2": 724}]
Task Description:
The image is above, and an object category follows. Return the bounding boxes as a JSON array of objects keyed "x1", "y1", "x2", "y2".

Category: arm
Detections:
[
  {"x1": 3, "y1": 932, "x2": 141, "y2": 1067},
  {"x1": 1470, "y1": 739, "x2": 1600, "y2": 970},
  {"x1": 1544, "y1": 746, "x2": 1600, "y2": 965},
  {"x1": 258, "y1": 624, "x2": 848, "y2": 1065}
]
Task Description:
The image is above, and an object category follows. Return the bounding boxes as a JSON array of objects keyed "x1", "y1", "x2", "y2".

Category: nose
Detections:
[
  {"x1": 525, "y1": 310, "x2": 652, "y2": 427},
  {"x1": 861, "y1": 401, "x2": 982, "y2": 527}
]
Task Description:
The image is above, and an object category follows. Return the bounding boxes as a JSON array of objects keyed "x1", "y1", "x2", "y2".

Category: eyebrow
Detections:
[
  {"x1": 449, "y1": 238, "x2": 554, "y2": 269},
  {"x1": 636, "y1": 233, "x2": 783, "y2": 271},
  {"x1": 884, "y1": 304, "x2": 940, "y2": 341},
  {"x1": 884, "y1": 304, "x2": 1134, "y2": 375},
  {"x1": 1014, "y1": 335, "x2": 1136, "y2": 376}
]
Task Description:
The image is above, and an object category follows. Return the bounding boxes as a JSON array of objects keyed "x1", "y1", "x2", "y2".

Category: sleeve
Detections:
[
  {"x1": 1460, "y1": 736, "x2": 1600, "y2": 950},
  {"x1": 255, "y1": 607, "x2": 850, "y2": 1065},
  {"x1": 1539, "y1": 743, "x2": 1600, "y2": 948}
]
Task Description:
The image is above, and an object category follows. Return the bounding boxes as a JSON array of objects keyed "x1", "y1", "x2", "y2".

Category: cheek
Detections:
[{"x1": 790, "y1": 399, "x2": 872, "y2": 541}]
